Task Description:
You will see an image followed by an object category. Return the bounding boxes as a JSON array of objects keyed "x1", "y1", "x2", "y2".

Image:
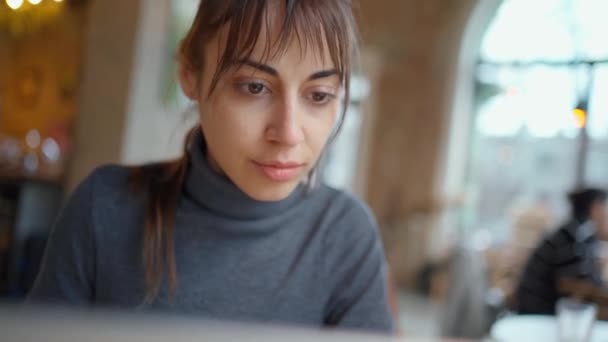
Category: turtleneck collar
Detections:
[{"x1": 183, "y1": 127, "x2": 306, "y2": 221}]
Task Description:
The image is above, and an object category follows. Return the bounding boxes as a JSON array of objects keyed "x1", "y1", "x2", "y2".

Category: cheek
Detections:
[
  {"x1": 305, "y1": 105, "x2": 340, "y2": 150},
  {"x1": 201, "y1": 94, "x2": 264, "y2": 153}
]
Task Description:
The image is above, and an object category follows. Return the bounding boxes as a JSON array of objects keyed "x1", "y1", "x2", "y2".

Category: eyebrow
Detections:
[{"x1": 237, "y1": 59, "x2": 340, "y2": 81}]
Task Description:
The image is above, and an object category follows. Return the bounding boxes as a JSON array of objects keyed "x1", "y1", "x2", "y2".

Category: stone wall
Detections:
[{"x1": 356, "y1": 0, "x2": 481, "y2": 287}]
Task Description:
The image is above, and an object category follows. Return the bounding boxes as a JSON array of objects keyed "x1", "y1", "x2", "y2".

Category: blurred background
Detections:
[{"x1": 1, "y1": 0, "x2": 608, "y2": 339}]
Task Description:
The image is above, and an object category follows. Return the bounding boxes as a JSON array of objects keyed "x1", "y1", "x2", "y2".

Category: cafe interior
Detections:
[{"x1": 2, "y1": 0, "x2": 608, "y2": 340}]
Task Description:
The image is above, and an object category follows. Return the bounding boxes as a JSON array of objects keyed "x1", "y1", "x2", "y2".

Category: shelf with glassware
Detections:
[
  {"x1": 0, "y1": 190, "x2": 16, "y2": 297},
  {"x1": 0, "y1": 130, "x2": 66, "y2": 299},
  {"x1": 0, "y1": 125, "x2": 70, "y2": 180},
  {"x1": 0, "y1": 177, "x2": 63, "y2": 299}
]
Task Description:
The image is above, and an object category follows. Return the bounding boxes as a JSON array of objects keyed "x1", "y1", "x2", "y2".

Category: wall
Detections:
[
  {"x1": 356, "y1": 0, "x2": 480, "y2": 287},
  {"x1": 0, "y1": 36, "x2": 10, "y2": 118},
  {"x1": 68, "y1": 0, "x2": 195, "y2": 189},
  {"x1": 66, "y1": 0, "x2": 141, "y2": 190},
  {"x1": 432, "y1": 0, "x2": 502, "y2": 252}
]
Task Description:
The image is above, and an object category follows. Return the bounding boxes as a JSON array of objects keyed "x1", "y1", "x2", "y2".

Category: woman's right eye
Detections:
[{"x1": 237, "y1": 81, "x2": 270, "y2": 96}]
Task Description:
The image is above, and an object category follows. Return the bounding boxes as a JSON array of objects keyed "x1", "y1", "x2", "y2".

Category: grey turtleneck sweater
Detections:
[{"x1": 28, "y1": 132, "x2": 394, "y2": 333}]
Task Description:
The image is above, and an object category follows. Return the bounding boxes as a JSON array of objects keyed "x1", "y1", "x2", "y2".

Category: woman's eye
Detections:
[
  {"x1": 248, "y1": 83, "x2": 265, "y2": 94},
  {"x1": 313, "y1": 93, "x2": 327, "y2": 102},
  {"x1": 238, "y1": 82, "x2": 268, "y2": 95},
  {"x1": 309, "y1": 92, "x2": 335, "y2": 105}
]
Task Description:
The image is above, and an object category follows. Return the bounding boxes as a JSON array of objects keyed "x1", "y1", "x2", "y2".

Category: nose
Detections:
[{"x1": 265, "y1": 95, "x2": 305, "y2": 146}]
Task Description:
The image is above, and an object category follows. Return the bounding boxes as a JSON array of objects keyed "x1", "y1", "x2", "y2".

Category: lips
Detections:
[{"x1": 252, "y1": 160, "x2": 306, "y2": 182}]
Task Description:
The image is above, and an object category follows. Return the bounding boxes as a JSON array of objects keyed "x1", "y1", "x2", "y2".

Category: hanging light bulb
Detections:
[
  {"x1": 573, "y1": 108, "x2": 587, "y2": 129},
  {"x1": 6, "y1": 0, "x2": 24, "y2": 10},
  {"x1": 1, "y1": 0, "x2": 65, "y2": 35},
  {"x1": 572, "y1": 99, "x2": 589, "y2": 129}
]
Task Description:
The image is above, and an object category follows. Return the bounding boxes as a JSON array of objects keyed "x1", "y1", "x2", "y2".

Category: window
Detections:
[
  {"x1": 465, "y1": 0, "x2": 608, "y2": 240},
  {"x1": 323, "y1": 75, "x2": 370, "y2": 191}
]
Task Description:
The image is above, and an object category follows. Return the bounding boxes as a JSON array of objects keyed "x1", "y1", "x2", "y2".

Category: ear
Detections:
[{"x1": 178, "y1": 60, "x2": 199, "y2": 101}]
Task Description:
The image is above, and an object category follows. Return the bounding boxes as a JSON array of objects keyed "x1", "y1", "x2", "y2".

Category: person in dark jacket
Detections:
[{"x1": 515, "y1": 188, "x2": 607, "y2": 315}]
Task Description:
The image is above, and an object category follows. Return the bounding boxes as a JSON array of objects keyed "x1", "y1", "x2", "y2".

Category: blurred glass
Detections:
[
  {"x1": 585, "y1": 65, "x2": 608, "y2": 188},
  {"x1": 162, "y1": 0, "x2": 199, "y2": 107},
  {"x1": 481, "y1": 0, "x2": 608, "y2": 62},
  {"x1": 465, "y1": 0, "x2": 608, "y2": 242},
  {"x1": 557, "y1": 298, "x2": 597, "y2": 342},
  {"x1": 323, "y1": 75, "x2": 370, "y2": 191}
]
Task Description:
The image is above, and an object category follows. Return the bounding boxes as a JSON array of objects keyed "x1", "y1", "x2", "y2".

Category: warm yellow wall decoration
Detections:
[
  {"x1": 0, "y1": 0, "x2": 65, "y2": 36},
  {"x1": 0, "y1": 4, "x2": 85, "y2": 179},
  {"x1": 0, "y1": 6, "x2": 83, "y2": 136}
]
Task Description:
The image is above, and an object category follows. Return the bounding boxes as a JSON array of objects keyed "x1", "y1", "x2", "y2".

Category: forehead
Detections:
[{"x1": 209, "y1": 4, "x2": 336, "y2": 71}]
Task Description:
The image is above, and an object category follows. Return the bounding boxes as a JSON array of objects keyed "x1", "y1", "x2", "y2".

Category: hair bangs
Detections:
[{"x1": 206, "y1": 0, "x2": 357, "y2": 98}]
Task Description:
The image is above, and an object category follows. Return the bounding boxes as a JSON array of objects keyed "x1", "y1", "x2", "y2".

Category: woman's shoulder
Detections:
[
  {"x1": 82, "y1": 162, "x2": 170, "y2": 194},
  {"x1": 80, "y1": 164, "x2": 134, "y2": 198},
  {"x1": 72, "y1": 164, "x2": 147, "y2": 220},
  {"x1": 313, "y1": 185, "x2": 380, "y2": 238},
  {"x1": 316, "y1": 184, "x2": 373, "y2": 215},
  {"x1": 87, "y1": 163, "x2": 132, "y2": 182}
]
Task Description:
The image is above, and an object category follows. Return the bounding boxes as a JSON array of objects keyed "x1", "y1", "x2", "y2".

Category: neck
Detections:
[{"x1": 182, "y1": 127, "x2": 306, "y2": 223}]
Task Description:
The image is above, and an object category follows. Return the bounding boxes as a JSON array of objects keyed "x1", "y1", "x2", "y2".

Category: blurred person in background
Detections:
[
  {"x1": 27, "y1": 0, "x2": 393, "y2": 333},
  {"x1": 515, "y1": 188, "x2": 607, "y2": 315}
]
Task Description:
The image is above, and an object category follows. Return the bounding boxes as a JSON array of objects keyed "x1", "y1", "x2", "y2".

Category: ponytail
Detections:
[{"x1": 129, "y1": 127, "x2": 199, "y2": 303}]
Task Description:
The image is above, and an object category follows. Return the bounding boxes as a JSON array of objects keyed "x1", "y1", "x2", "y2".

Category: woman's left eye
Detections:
[
  {"x1": 247, "y1": 83, "x2": 266, "y2": 95},
  {"x1": 308, "y1": 92, "x2": 335, "y2": 105}
]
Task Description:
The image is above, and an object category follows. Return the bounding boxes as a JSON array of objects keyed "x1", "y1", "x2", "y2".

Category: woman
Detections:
[
  {"x1": 515, "y1": 188, "x2": 607, "y2": 315},
  {"x1": 28, "y1": 0, "x2": 394, "y2": 333}
]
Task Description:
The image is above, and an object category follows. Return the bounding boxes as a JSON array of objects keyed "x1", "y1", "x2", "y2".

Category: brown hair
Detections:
[{"x1": 130, "y1": 0, "x2": 360, "y2": 303}]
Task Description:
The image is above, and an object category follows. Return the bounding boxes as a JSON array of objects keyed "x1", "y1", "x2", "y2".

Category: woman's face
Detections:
[{"x1": 180, "y1": 16, "x2": 341, "y2": 202}]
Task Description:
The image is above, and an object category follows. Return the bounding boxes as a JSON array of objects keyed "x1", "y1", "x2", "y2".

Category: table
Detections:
[
  {"x1": 0, "y1": 305, "x2": 466, "y2": 342},
  {"x1": 491, "y1": 315, "x2": 608, "y2": 342}
]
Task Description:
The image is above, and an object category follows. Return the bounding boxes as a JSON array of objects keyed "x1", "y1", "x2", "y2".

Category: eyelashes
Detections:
[{"x1": 235, "y1": 80, "x2": 338, "y2": 106}]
